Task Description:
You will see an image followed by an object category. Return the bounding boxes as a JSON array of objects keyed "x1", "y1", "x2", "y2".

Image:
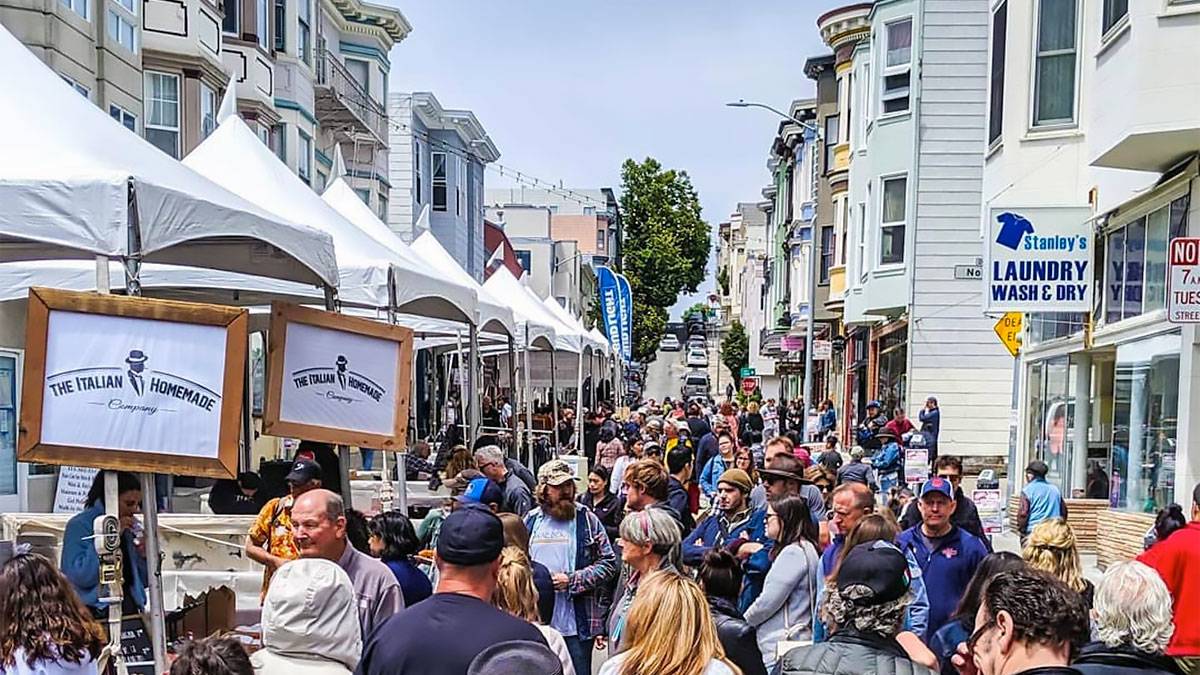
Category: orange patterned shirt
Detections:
[{"x1": 247, "y1": 495, "x2": 299, "y2": 597}]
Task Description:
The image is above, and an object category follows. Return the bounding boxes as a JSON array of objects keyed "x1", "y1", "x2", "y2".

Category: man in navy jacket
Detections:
[
  {"x1": 897, "y1": 477, "x2": 988, "y2": 638},
  {"x1": 682, "y1": 469, "x2": 768, "y2": 606}
]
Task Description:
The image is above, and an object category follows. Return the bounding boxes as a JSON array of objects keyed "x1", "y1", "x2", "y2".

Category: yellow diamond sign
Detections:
[{"x1": 994, "y1": 312, "x2": 1022, "y2": 357}]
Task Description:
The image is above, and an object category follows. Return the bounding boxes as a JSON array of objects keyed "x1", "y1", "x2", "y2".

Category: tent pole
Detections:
[
  {"x1": 322, "y1": 288, "x2": 354, "y2": 508},
  {"x1": 507, "y1": 335, "x2": 518, "y2": 451},
  {"x1": 455, "y1": 330, "x2": 468, "y2": 446},
  {"x1": 123, "y1": 201, "x2": 167, "y2": 675},
  {"x1": 468, "y1": 323, "x2": 481, "y2": 444},
  {"x1": 523, "y1": 333, "x2": 534, "y2": 470},
  {"x1": 576, "y1": 349, "x2": 585, "y2": 455},
  {"x1": 550, "y1": 349, "x2": 559, "y2": 454},
  {"x1": 381, "y1": 286, "x2": 399, "y2": 514}
]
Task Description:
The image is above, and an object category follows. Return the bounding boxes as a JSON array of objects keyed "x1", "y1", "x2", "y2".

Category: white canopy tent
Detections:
[
  {"x1": 183, "y1": 90, "x2": 477, "y2": 323},
  {"x1": 0, "y1": 25, "x2": 344, "y2": 673},
  {"x1": 0, "y1": 25, "x2": 337, "y2": 289},
  {"x1": 409, "y1": 231, "x2": 516, "y2": 338}
]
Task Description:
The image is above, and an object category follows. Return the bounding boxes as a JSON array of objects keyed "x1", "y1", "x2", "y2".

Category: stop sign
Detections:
[{"x1": 741, "y1": 376, "x2": 759, "y2": 394}]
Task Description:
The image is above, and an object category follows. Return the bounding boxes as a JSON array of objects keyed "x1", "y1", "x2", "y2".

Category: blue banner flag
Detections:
[
  {"x1": 596, "y1": 265, "x2": 623, "y2": 359},
  {"x1": 615, "y1": 273, "x2": 633, "y2": 362}
]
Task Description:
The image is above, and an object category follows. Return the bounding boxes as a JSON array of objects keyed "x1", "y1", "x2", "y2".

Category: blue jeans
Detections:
[
  {"x1": 564, "y1": 635, "x2": 594, "y2": 674},
  {"x1": 361, "y1": 450, "x2": 375, "y2": 471},
  {"x1": 879, "y1": 471, "x2": 900, "y2": 495}
]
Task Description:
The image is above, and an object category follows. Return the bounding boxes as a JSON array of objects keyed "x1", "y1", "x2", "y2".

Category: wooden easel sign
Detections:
[
  {"x1": 263, "y1": 303, "x2": 413, "y2": 450},
  {"x1": 18, "y1": 288, "x2": 247, "y2": 478}
]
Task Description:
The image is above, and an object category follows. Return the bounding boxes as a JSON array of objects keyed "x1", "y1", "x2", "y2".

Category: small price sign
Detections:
[{"x1": 1168, "y1": 238, "x2": 1200, "y2": 324}]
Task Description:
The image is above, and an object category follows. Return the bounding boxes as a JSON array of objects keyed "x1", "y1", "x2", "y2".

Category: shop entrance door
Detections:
[{"x1": 0, "y1": 349, "x2": 26, "y2": 513}]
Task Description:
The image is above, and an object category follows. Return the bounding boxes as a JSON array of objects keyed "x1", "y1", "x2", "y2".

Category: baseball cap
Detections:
[
  {"x1": 836, "y1": 540, "x2": 911, "y2": 606},
  {"x1": 537, "y1": 459, "x2": 575, "y2": 487},
  {"x1": 919, "y1": 476, "x2": 955, "y2": 500},
  {"x1": 867, "y1": 400, "x2": 882, "y2": 409},
  {"x1": 467, "y1": 641, "x2": 564, "y2": 675},
  {"x1": 444, "y1": 469, "x2": 484, "y2": 495},
  {"x1": 1026, "y1": 460, "x2": 1049, "y2": 477},
  {"x1": 717, "y1": 468, "x2": 753, "y2": 494},
  {"x1": 460, "y1": 477, "x2": 504, "y2": 506},
  {"x1": 436, "y1": 504, "x2": 505, "y2": 566},
  {"x1": 285, "y1": 459, "x2": 322, "y2": 484}
]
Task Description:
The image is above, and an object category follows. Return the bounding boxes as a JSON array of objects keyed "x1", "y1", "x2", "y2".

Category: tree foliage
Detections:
[
  {"x1": 717, "y1": 267, "x2": 729, "y2": 297},
  {"x1": 684, "y1": 302, "x2": 713, "y2": 320},
  {"x1": 620, "y1": 157, "x2": 711, "y2": 361},
  {"x1": 721, "y1": 320, "x2": 749, "y2": 385}
]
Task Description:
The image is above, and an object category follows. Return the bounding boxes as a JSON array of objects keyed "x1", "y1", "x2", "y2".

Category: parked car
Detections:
[
  {"x1": 687, "y1": 335, "x2": 707, "y2": 350},
  {"x1": 659, "y1": 334, "x2": 681, "y2": 351},
  {"x1": 681, "y1": 370, "x2": 710, "y2": 399},
  {"x1": 685, "y1": 348, "x2": 707, "y2": 368}
]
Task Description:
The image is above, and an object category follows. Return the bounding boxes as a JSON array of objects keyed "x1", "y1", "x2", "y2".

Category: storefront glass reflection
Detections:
[
  {"x1": 1110, "y1": 332, "x2": 1179, "y2": 513},
  {"x1": 1026, "y1": 356, "x2": 1076, "y2": 488}
]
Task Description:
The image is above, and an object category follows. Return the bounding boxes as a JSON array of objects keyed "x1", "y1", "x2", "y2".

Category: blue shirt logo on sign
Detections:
[{"x1": 996, "y1": 212, "x2": 1034, "y2": 251}]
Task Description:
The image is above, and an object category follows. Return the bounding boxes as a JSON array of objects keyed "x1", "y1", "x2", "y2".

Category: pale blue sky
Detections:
[{"x1": 386, "y1": 0, "x2": 847, "y2": 317}]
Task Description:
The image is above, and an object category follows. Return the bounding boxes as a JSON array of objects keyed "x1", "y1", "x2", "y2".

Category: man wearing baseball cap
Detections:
[
  {"x1": 523, "y1": 459, "x2": 617, "y2": 675},
  {"x1": 358, "y1": 504, "x2": 547, "y2": 675},
  {"x1": 1017, "y1": 459, "x2": 1067, "y2": 538},
  {"x1": 897, "y1": 476, "x2": 988, "y2": 637},
  {"x1": 682, "y1": 468, "x2": 769, "y2": 607},
  {"x1": 776, "y1": 540, "x2": 936, "y2": 675},
  {"x1": 457, "y1": 477, "x2": 505, "y2": 513},
  {"x1": 245, "y1": 458, "x2": 323, "y2": 598}
]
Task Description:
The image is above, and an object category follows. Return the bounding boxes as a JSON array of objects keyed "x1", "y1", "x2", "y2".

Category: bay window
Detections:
[{"x1": 881, "y1": 18, "x2": 912, "y2": 115}]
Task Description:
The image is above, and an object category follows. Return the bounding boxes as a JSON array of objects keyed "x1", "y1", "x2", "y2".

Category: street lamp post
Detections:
[{"x1": 727, "y1": 99, "x2": 822, "y2": 439}]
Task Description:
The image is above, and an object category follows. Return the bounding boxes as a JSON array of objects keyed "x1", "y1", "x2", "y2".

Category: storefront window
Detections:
[
  {"x1": 848, "y1": 329, "x2": 869, "y2": 426},
  {"x1": 1104, "y1": 196, "x2": 1189, "y2": 325},
  {"x1": 876, "y1": 328, "x2": 907, "y2": 413},
  {"x1": 1028, "y1": 312, "x2": 1085, "y2": 345},
  {"x1": 1026, "y1": 356, "x2": 1076, "y2": 488},
  {"x1": 1110, "y1": 331, "x2": 1179, "y2": 513}
]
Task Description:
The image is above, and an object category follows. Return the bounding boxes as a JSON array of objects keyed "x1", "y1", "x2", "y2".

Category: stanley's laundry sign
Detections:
[{"x1": 984, "y1": 207, "x2": 1094, "y2": 313}]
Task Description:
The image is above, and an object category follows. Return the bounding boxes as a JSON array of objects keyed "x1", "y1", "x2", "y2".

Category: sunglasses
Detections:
[{"x1": 967, "y1": 619, "x2": 997, "y2": 654}]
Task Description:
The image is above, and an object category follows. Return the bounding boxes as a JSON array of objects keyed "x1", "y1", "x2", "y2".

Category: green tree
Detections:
[
  {"x1": 621, "y1": 157, "x2": 711, "y2": 361},
  {"x1": 684, "y1": 302, "x2": 713, "y2": 320},
  {"x1": 721, "y1": 320, "x2": 749, "y2": 385}
]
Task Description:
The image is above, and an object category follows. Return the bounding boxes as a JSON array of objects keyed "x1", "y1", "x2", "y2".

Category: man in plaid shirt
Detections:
[{"x1": 525, "y1": 459, "x2": 618, "y2": 675}]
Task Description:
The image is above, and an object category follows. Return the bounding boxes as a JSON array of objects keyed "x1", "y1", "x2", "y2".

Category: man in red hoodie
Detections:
[{"x1": 1138, "y1": 481, "x2": 1200, "y2": 673}]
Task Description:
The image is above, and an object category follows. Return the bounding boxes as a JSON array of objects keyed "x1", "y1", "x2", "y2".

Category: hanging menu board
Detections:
[
  {"x1": 263, "y1": 303, "x2": 413, "y2": 450},
  {"x1": 18, "y1": 288, "x2": 247, "y2": 478}
]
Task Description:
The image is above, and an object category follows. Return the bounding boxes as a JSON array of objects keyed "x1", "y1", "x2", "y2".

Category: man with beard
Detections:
[
  {"x1": 524, "y1": 459, "x2": 618, "y2": 675},
  {"x1": 681, "y1": 469, "x2": 769, "y2": 608}
]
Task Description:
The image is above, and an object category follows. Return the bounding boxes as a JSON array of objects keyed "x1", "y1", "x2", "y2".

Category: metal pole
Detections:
[
  {"x1": 802, "y1": 222, "x2": 817, "y2": 443},
  {"x1": 455, "y1": 330, "x2": 468, "y2": 445},
  {"x1": 507, "y1": 335, "x2": 519, "y2": 448},
  {"x1": 241, "y1": 332, "x2": 254, "y2": 473},
  {"x1": 576, "y1": 349, "x2": 585, "y2": 454},
  {"x1": 468, "y1": 323, "x2": 481, "y2": 443},
  {"x1": 522, "y1": 332, "x2": 534, "y2": 470},
  {"x1": 550, "y1": 349, "x2": 560, "y2": 453}
]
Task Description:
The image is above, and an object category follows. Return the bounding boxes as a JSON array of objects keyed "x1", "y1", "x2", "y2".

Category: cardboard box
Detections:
[{"x1": 167, "y1": 586, "x2": 236, "y2": 641}]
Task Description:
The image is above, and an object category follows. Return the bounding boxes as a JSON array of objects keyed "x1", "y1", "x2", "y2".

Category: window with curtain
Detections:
[
  {"x1": 144, "y1": 72, "x2": 180, "y2": 158},
  {"x1": 1033, "y1": 0, "x2": 1078, "y2": 127},
  {"x1": 819, "y1": 225, "x2": 834, "y2": 284},
  {"x1": 200, "y1": 83, "x2": 217, "y2": 140},
  {"x1": 1102, "y1": 0, "x2": 1128, "y2": 35},
  {"x1": 880, "y1": 175, "x2": 906, "y2": 265},
  {"x1": 270, "y1": 123, "x2": 286, "y2": 162},
  {"x1": 107, "y1": 0, "x2": 137, "y2": 53},
  {"x1": 824, "y1": 114, "x2": 839, "y2": 172},
  {"x1": 988, "y1": 1, "x2": 1007, "y2": 145},
  {"x1": 297, "y1": 0, "x2": 310, "y2": 63},
  {"x1": 256, "y1": 0, "x2": 268, "y2": 49},
  {"x1": 273, "y1": 0, "x2": 284, "y2": 51},
  {"x1": 882, "y1": 18, "x2": 912, "y2": 114}
]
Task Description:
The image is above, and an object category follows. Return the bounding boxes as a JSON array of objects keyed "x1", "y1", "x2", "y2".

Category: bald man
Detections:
[{"x1": 292, "y1": 489, "x2": 404, "y2": 638}]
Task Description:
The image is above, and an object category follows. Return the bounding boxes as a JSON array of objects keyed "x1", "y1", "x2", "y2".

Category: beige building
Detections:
[{"x1": 0, "y1": 0, "x2": 408, "y2": 212}]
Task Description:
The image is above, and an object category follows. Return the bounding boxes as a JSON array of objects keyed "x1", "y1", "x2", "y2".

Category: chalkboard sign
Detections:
[{"x1": 120, "y1": 616, "x2": 156, "y2": 675}]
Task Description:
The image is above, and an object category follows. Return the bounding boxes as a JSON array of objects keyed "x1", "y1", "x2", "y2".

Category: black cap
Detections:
[
  {"x1": 836, "y1": 540, "x2": 911, "y2": 606},
  {"x1": 285, "y1": 459, "x2": 322, "y2": 484},
  {"x1": 467, "y1": 641, "x2": 564, "y2": 675},
  {"x1": 1026, "y1": 460, "x2": 1049, "y2": 477},
  {"x1": 437, "y1": 503, "x2": 504, "y2": 566}
]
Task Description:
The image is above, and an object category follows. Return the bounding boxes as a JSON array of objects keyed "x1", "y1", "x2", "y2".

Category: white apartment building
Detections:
[
  {"x1": 988, "y1": 0, "x2": 1200, "y2": 516},
  {"x1": 831, "y1": 0, "x2": 1012, "y2": 468}
]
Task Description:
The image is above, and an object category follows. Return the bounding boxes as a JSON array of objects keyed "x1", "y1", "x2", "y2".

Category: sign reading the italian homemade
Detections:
[
  {"x1": 984, "y1": 207, "x2": 1094, "y2": 313},
  {"x1": 264, "y1": 303, "x2": 413, "y2": 450},
  {"x1": 19, "y1": 288, "x2": 247, "y2": 478}
]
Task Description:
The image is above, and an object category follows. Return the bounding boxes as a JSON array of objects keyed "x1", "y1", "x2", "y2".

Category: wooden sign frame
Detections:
[
  {"x1": 18, "y1": 287, "x2": 248, "y2": 478},
  {"x1": 263, "y1": 302, "x2": 413, "y2": 450}
]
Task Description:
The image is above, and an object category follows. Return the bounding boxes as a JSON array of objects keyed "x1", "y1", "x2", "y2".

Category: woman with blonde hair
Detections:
[
  {"x1": 599, "y1": 570, "x2": 741, "y2": 675},
  {"x1": 1023, "y1": 517, "x2": 1094, "y2": 608},
  {"x1": 491, "y1": 546, "x2": 575, "y2": 675}
]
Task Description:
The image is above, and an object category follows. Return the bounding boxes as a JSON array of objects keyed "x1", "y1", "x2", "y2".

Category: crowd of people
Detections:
[{"x1": 4, "y1": 395, "x2": 1200, "y2": 675}]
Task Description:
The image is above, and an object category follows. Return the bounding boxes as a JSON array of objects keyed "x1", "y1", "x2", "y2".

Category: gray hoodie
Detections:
[{"x1": 251, "y1": 559, "x2": 362, "y2": 675}]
